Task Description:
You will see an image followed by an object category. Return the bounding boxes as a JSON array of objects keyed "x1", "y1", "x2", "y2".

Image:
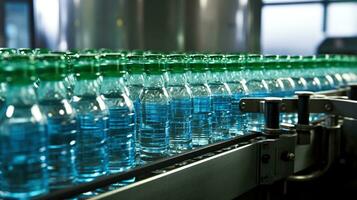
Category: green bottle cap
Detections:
[
  {"x1": 81, "y1": 49, "x2": 98, "y2": 54},
  {"x1": 246, "y1": 55, "x2": 264, "y2": 70},
  {"x1": 0, "y1": 48, "x2": 17, "y2": 56},
  {"x1": 225, "y1": 54, "x2": 245, "y2": 71},
  {"x1": 275, "y1": 55, "x2": 291, "y2": 69},
  {"x1": 129, "y1": 50, "x2": 146, "y2": 56},
  {"x1": 33, "y1": 48, "x2": 51, "y2": 55},
  {"x1": 301, "y1": 55, "x2": 317, "y2": 69},
  {"x1": 263, "y1": 55, "x2": 279, "y2": 69},
  {"x1": 187, "y1": 54, "x2": 208, "y2": 72},
  {"x1": 166, "y1": 54, "x2": 188, "y2": 73},
  {"x1": 0, "y1": 55, "x2": 36, "y2": 85},
  {"x1": 18, "y1": 48, "x2": 33, "y2": 55},
  {"x1": 125, "y1": 54, "x2": 144, "y2": 74},
  {"x1": 207, "y1": 54, "x2": 226, "y2": 72},
  {"x1": 98, "y1": 48, "x2": 113, "y2": 53},
  {"x1": 35, "y1": 54, "x2": 67, "y2": 81},
  {"x1": 72, "y1": 54, "x2": 100, "y2": 80},
  {"x1": 144, "y1": 54, "x2": 166, "y2": 74},
  {"x1": 99, "y1": 53, "x2": 126, "y2": 77}
]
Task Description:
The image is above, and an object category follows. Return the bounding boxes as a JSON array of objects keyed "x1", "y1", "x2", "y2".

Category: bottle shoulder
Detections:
[
  {"x1": 71, "y1": 95, "x2": 108, "y2": 115},
  {"x1": 140, "y1": 88, "x2": 170, "y2": 103},
  {"x1": 0, "y1": 104, "x2": 46, "y2": 125}
]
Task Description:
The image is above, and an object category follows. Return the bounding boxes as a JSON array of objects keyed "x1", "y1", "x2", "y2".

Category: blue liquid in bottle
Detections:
[
  {"x1": 192, "y1": 96, "x2": 212, "y2": 146},
  {"x1": 107, "y1": 107, "x2": 135, "y2": 172},
  {"x1": 140, "y1": 102, "x2": 170, "y2": 162},
  {"x1": 231, "y1": 93, "x2": 247, "y2": 135},
  {"x1": 40, "y1": 100, "x2": 77, "y2": 190},
  {"x1": 169, "y1": 98, "x2": 192, "y2": 154},
  {"x1": 75, "y1": 111, "x2": 108, "y2": 182},
  {"x1": 211, "y1": 94, "x2": 232, "y2": 141},
  {"x1": 0, "y1": 119, "x2": 48, "y2": 199},
  {"x1": 46, "y1": 115, "x2": 77, "y2": 189},
  {"x1": 245, "y1": 78, "x2": 268, "y2": 132}
]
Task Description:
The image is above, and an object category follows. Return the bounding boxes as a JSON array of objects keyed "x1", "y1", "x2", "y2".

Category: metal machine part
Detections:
[{"x1": 33, "y1": 0, "x2": 261, "y2": 52}]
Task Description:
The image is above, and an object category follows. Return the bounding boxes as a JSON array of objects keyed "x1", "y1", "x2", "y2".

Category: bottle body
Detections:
[
  {"x1": 208, "y1": 72, "x2": 232, "y2": 141},
  {"x1": 101, "y1": 77, "x2": 135, "y2": 173},
  {"x1": 71, "y1": 80, "x2": 109, "y2": 182},
  {"x1": 126, "y1": 73, "x2": 145, "y2": 160},
  {"x1": 167, "y1": 73, "x2": 193, "y2": 154},
  {"x1": 0, "y1": 85, "x2": 48, "y2": 199},
  {"x1": 38, "y1": 81, "x2": 77, "y2": 190},
  {"x1": 139, "y1": 74, "x2": 170, "y2": 162},
  {"x1": 245, "y1": 69, "x2": 269, "y2": 132}
]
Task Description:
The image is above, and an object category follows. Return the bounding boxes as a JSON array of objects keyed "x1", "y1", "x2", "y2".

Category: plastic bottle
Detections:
[
  {"x1": 71, "y1": 54, "x2": 109, "y2": 182},
  {"x1": 245, "y1": 55, "x2": 269, "y2": 132},
  {"x1": 99, "y1": 53, "x2": 135, "y2": 173},
  {"x1": 139, "y1": 54, "x2": 170, "y2": 162},
  {"x1": 225, "y1": 54, "x2": 249, "y2": 135},
  {"x1": 187, "y1": 54, "x2": 213, "y2": 147},
  {"x1": 302, "y1": 56, "x2": 322, "y2": 92},
  {"x1": 289, "y1": 56, "x2": 308, "y2": 92},
  {"x1": 125, "y1": 54, "x2": 145, "y2": 159},
  {"x1": 36, "y1": 54, "x2": 77, "y2": 190},
  {"x1": 166, "y1": 54, "x2": 193, "y2": 154},
  {"x1": 0, "y1": 55, "x2": 48, "y2": 198},
  {"x1": 207, "y1": 54, "x2": 233, "y2": 141}
]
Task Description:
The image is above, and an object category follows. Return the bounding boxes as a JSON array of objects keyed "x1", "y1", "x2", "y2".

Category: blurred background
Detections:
[{"x1": 0, "y1": 0, "x2": 356, "y2": 55}]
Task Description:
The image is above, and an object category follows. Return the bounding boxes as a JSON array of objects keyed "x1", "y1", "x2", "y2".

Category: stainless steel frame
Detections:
[{"x1": 92, "y1": 133, "x2": 299, "y2": 200}]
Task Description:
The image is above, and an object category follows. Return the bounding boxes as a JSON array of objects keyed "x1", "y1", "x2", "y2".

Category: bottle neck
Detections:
[
  {"x1": 73, "y1": 79, "x2": 100, "y2": 97},
  {"x1": 188, "y1": 71, "x2": 210, "y2": 84},
  {"x1": 126, "y1": 73, "x2": 145, "y2": 86},
  {"x1": 209, "y1": 71, "x2": 227, "y2": 83},
  {"x1": 6, "y1": 83, "x2": 38, "y2": 106},
  {"x1": 144, "y1": 73, "x2": 166, "y2": 88},
  {"x1": 168, "y1": 72, "x2": 188, "y2": 85},
  {"x1": 37, "y1": 80, "x2": 68, "y2": 101},
  {"x1": 100, "y1": 76, "x2": 126, "y2": 95}
]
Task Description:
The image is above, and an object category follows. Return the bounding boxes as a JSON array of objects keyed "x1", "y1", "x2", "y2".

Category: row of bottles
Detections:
[{"x1": 0, "y1": 48, "x2": 356, "y2": 199}]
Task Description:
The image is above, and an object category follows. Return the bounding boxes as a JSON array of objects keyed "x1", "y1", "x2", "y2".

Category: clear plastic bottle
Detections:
[
  {"x1": 289, "y1": 56, "x2": 308, "y2": 92},
  {"x1": 0, "y1": 48, "x2": 17, "y2": 56},
  {"x1": 71, "y1": 54, "x2": 109, "y2": 182},
  {"x1": 0, "y1": 55, "x2": 48, "y2": 199},
  {"x1": 207, "y1": 54, "x2": 232, "y2": 141},
  {"x1": 225, "y1": 54, "x2": 249, "y2": 135},
  {"x1": 36, "y1": 54, "x2": 77, "y2": 190},
  {"x1": 263, "y1": 55, "x2": 286, "y2": 97},
  {"x1": 276, "y1": 56, "x2": 296, "y2": 97},
  {"x1": 315, "y1": 55, "x2": 335, "y2": 91},
  {"x1": 99, "y1": 53, "x2": 135, "y2": 173},
  {"x1": 187, "y1": 55, "x2": 213, "y2": 147},
  {"x1": 139, "y1": 54, "x2": 170, "y2": 162},
  {"x1": 245, "y1": 55, "x2": 269, "y2": 132},
  {"x1": 125, "y1": 54, "x2": 145, "y2": 159},
  {"x1": 17, "y1": 48, "x2": 33, "y2": 55},
  {"x1": 302, "y1": 56, "x2": 322, "y2": 92},
  {"x1": 166, "y1": 54, "x2": 193, "y2": 154}
]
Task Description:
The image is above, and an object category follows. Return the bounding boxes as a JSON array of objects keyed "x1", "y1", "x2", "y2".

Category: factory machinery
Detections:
[{"x1": 33, "y1": 85, "x2": 357, "y2": 200}]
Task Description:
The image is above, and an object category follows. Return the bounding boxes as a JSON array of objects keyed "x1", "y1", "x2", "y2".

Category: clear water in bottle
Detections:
[
  {"x1": 139, "y1": 55, "x2": 170, "y2": 162},
  {"x1": 72, "y1": 55, "x2": 109, "y2": 183},
  {"x1": 36, "y1": 54, "x2": 77, "y2": 190},
  {"x1": 0, "y1": 55, "x2": 48, "y2": 199},
  {"x1": 245, "y1": 55, "x2": 269, "y2": 132},
  {"x1": 187, "y1": 55, "x2": 212, "y2": 147},
  {"x1": 167, "y1": 54, "x2": 193, "y2": 154},
  {"x1": 99, "y1": 53, "x2": 136, "y2": 174},
  {"x1": 207, "y1": 55, "x2": 232, "y2": 141}
]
